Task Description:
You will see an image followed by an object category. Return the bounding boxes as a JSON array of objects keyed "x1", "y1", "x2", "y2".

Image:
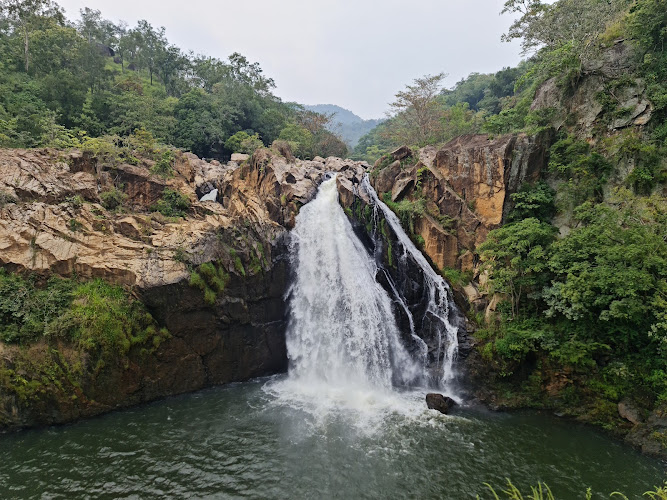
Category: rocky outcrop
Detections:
[
  {"x1": 367, "y1": 134, "x2": 550, "y2": 318},
  {"x1": 426, "y1": 393, "x2": 457, "y2": 414},
  {"x1": 0, "y1": 147, "x2": 368, "y2": 430},
  {"x1": 625, "y1": 404, "x2": 667, "y2": 458},
  {"x1": 532, "y1": 41, "x2": 651, "y2": 134}
]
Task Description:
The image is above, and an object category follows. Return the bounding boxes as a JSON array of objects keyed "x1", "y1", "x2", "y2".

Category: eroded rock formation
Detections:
[{"x1": 0, "y1": 147, "x2": 367, "y2": 429}]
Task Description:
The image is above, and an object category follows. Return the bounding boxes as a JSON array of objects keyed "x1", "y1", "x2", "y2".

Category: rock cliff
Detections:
[
  {"x1": 368, "y1": 132, "x2": 551, "y2": 315},
  {"x1": 0, "y1": 147, "x2": 367, "y2": 429}
]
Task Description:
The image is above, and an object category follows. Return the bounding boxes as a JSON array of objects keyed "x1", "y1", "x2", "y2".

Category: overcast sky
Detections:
[{"x1": 55, "y1": 0, "x2": 525, "y2": 119}]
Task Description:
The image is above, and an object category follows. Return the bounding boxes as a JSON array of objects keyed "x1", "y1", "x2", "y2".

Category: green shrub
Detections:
[
  {"x1": 151, "y1": 188, "x2": 190, "y2": 217},
  {"x1": 382, "y1": 192, "x2": 426, "y2": 234},
  {"x1": 0, "y1": 271, "x2": 165, "y2": 354},
  {"x1": 150, "y1": 149, "x2": 175, "y2": 178},
  {"x1": 68, "y1": 218, "x2": 83, "y2": 232},
  {"x1": 100, "y1": 188, "x2": 126, "y2": 210},
  {"x1": 189, "y1": 261, "x2": 229, "y2": 305},
  {"x1": 441, "y1": 267, "x2": 473, "y2": 287},
  {"x1": 57, "y1": 279, "x2": 158, "y2": 355},
  {"x1": 225, "y1": 131, "x2": 264, "y2": 154},
  {"x1": 65, "y1": 195, "x2": 84, "y2": 208}
]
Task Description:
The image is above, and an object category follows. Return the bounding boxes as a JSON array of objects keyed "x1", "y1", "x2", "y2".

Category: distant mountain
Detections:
[{"x1": 304, "y1": 104, "x2": 383, "y2": 149}]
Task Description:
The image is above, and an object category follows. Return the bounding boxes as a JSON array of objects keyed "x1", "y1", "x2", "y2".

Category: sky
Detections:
[{"x1": 55, "y1": 0, "x2": 525, "y2": 120}]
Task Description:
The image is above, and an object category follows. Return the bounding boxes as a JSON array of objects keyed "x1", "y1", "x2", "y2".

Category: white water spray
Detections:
[{"x1": 284, "y1": 175, "x2": 420, "y2": 390}]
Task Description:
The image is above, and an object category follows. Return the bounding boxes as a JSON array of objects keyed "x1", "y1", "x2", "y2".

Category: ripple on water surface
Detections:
[{"x1": 0, "y1": 377, "x2": 664, "y2": 499}]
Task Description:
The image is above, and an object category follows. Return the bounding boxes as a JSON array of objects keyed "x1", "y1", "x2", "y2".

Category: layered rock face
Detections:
[
  {"x1": 0, "y1": 147, "x2": 367, "y2": 429},
  {"x1": 369, "y1": 134, "x2": 550, "y2": 314}
]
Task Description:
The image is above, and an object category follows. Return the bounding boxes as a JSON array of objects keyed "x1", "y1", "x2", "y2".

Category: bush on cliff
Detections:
[
  {"x1": 150, "y1": 188, "x2": 190, "y2": 218},
  {"x1": 0, "y1": 270, "x2": 168, "y2": 355}
]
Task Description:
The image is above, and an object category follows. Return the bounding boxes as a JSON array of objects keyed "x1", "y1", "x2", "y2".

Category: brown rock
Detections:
[
  {"x1": 231, "y1": 153, "x2": 250, "y2": 162},
  {"x1": 390, "y1": 145, "x2": 413, "y2": 161},
  {"x1": 426, "y1": 393, "x2": 457, "y2": 414}
]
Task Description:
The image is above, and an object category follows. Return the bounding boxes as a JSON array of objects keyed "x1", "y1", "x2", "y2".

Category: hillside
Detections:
[{"x1": 304, "y1": 104, "x2": 383, "y2": 149}]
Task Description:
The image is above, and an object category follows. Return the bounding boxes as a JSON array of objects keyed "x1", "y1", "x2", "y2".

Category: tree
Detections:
[
  {"x1": 224, "y1": 130, "x2": 263, "y2": 154},
  {"x1": 479, "y1": 218, "x2": 557, "y2": 318},
  {"x1": 134, "y1": 20, "x2": 166, "y2": 85},
  {"x1": 0, "y1": 0, "x2": 64, "y2": 72},
  {"x1": 501, "y1": 0, "x2": 631, "y2": 60},
  {"x1": 76, "y1": 7, "x2": 102, "y2": 44},
  {"x1": 387, "y1": 73, "x2": 447, "y2": 146}
]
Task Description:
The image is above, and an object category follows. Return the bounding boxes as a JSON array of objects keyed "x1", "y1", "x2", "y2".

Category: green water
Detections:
[{"x1": 0, "y1": 377, "x2": 664, "y2": 499}]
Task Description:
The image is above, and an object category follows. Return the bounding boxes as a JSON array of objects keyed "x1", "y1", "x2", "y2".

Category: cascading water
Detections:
[
  {"x1": 360, "y1": 175, "x2": 460, "y2": 387},
  {"x1": 266, "y1": 173, "x2": 460, "y2": 426},
  {"x1": 279, "y1": 175, "x2": 420, "y2": 385}
]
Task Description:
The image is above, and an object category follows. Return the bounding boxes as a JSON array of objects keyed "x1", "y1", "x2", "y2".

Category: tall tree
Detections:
[
  {"x1": 387, "y1": 73, "x2": 446, "y2": 146},
  {"x1": 76, "y1": 7, "x2": 101, "y2": 44},
  {"x1": 0, "y1": 0, "x2": 64, "y2": 72}
]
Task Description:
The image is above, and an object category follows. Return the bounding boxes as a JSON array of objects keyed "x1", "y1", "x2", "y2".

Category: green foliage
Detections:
[
  {"x1": 189, "y1": 261, "x2": 229, "y2": 305},
  {"x1": 382, "y1": 192, "x2": 426, "y2": 235},
  {"x1": 441, "y1": 267, "x2": 473, "y2": 287},
  {"x1": 224, "y1": 130, "x2": 263, "y2": 154},
  {"x1": 481, "y1": 478, "x2": 554, "y2": 500},
  {"x1": 278, "y1": 123, "x2": 313, "y2": 158},
  {"x1": 548, "y1": 134, "x2": 612, "y2": 203},
  {"x1": 545, "y1": 201, "x2": 667, "y2": 347},
  {"x1": 150, "y1": 149, "x2": 175, "y2": 178},
  {"x1": 0, "y1": 270, "x2": 74, "y2": 343},
  {"x1": 150, "y1": 188, "x2": 190, "y2": 217},
  {"x1": 479, "y1": 218, "x2": 557, "y2": 317},
  {"x1": 100, "y1": 187, "x2": 126, "y2": 210},
  {"x1": 0, "y1": 270, "x2": 165, "y2": 355},
  {"x1": 508, "y1": 182, "x2": 556, "y2": 222},
  {"x1": 67, "y1": 218, "x2": 83, "y2": 232},
  {"x1": 478, "y1": 190, "x2": 667, "y2": 408},
  {"x1": 55, "y1": 279, "x2": 162, "y2": 355},
  {"x1": 478, "y1": 479, "x2": 667, "y2": 500},
  {"x1": 65, "y1": 194, "x2": 84, "y2": 208},
  {"x1": 0, "y1": 6, "x2": 340, "y2": 160}
]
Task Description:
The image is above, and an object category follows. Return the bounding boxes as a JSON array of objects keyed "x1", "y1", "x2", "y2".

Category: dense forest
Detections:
[
  {"x1": 361, "y1": 0, "x2": 667, "y2": 430},
  {"x1": 0, "y1": 0, "x2": 348, "y2": 160}
]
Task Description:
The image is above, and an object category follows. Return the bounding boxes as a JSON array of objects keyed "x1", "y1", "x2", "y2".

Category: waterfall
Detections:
[
  {"x1": 266, "y1": 174, "x2": 460, "y2": 422},
  {"x1": 284, "y1": 175, "x2": 420, "y2": 391},
  {"x1": 360, "y1": 175, "x2": 460, "y2": 387}
]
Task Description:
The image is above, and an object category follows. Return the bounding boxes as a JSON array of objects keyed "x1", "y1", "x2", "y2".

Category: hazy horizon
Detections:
[{"x1": 55, "y1": 0, "x2": 526, "y2": 120}]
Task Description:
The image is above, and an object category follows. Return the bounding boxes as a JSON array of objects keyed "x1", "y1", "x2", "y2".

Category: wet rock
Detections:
[
  {"x1": 426, "y1": 393, "x2": 457, "y2": 414},
  {"x1": 618, "y1": 400, "x2": 644, "y2": 425}
]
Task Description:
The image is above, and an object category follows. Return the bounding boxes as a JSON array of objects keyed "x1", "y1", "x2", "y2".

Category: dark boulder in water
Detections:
[{"x1": 426, "y1": 393, "x2": 457, "y2": 414}]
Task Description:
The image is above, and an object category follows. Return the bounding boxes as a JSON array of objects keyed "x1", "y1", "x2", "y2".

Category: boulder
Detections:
[
  {"x1": 426, "y1": 393, "x2": 457, "y2": 414},
  {"x1": 390, "y1": 145, "x2": 413, "y2": 161},
  {"x1": 231, "y1": 153, "x2": 249, "y2": 163},
  {"x1": 618, "y1": 400, "x2": 644, "y2": 425}
]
